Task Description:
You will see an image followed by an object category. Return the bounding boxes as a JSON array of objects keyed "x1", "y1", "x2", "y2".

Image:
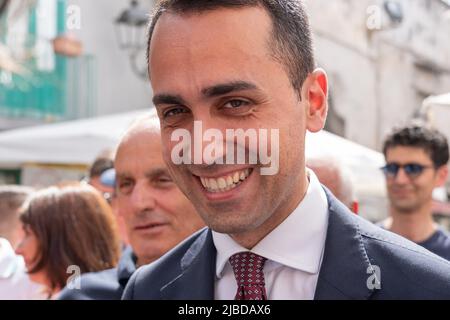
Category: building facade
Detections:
[
  {"x1": 0, "y1": 0, "x2": 153, "y2": 131},
  {"x1": 306, "y1": 0, "x2": 450, "y2": 150}
]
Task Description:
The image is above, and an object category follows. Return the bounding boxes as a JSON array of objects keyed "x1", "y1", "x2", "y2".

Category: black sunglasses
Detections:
[{"x1": 380, "y1": 163, "x2": 434, "y2": 179}]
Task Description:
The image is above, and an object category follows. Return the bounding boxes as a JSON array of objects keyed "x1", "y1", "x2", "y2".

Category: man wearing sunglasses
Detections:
[{"x1": 380, "y1": 124, "x2": 450, "y2": 260}]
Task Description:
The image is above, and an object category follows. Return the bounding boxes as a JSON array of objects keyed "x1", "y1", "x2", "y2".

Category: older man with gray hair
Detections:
[{"x1": 59, "y1": 114, "x2": 205, "y2": 300}]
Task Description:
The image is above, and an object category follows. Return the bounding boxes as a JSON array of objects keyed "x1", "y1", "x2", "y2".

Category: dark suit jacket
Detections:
[
  {"x1": 122, "y1": 189, "x2": 450, "y2": 300},
  {"x1": 59, "y1": 246, "x2": 136, "y2": 300}
]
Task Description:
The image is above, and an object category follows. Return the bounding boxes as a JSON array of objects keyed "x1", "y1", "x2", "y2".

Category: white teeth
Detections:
[
  {"x1": 199, "y1": 169, "x2": 252, "y2": 193},
  {"x1": 218, "y1": 178, "x2": 227, "y2": 189},
  {"x1": 209, "y1": 179, "x2": 218, "y2": 190}
]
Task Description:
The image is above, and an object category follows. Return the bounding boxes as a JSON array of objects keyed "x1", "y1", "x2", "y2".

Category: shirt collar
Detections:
[{"x1": 212, "y1": 169, "x2": 329, "y2": 278}]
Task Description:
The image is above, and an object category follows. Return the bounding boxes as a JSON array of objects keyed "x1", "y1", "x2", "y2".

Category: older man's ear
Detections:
[{"x1": 302, "y1": 68, "x2": 329, "y2": 133}]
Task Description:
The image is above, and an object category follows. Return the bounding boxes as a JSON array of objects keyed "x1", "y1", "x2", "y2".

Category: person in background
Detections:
[
  {"x1": 98, "y1": 168, "x2": 129, "y2": 245},
  {"x1": 87, "y1": 151, "x2": 115, "y2": 201},
  {"x1": 15, "y1": 183, "x2": 121, "y2": 299},
  {"x1": 58, "y1": 114, "x2": 205, "y2": 300},
  {"x1": 87, "y1": 151, "x2": 128, "y2": 244},
  {"x1": 0, "y1": 185, "x2": 44, "y2": 299},
  {"x1": 306, "y1": 156, "x2": 358, "y2": 214},
  {"x1": 0, "y1": 185, "x2": 34, "y2": 248},
  {"x1": 379, "y1": 124, "x2": 450, "y2": 260}
]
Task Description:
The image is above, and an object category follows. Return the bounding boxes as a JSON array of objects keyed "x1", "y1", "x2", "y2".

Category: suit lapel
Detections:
[
  {"x1": 160, "y1": 229, "x2": 216, "y2": 300},
  {"x1": 160, "y1": 189, "x2": 376, "y2": 300},
  {"x1": 314, "y1": 189, "x2": 376, "y2": 300}
]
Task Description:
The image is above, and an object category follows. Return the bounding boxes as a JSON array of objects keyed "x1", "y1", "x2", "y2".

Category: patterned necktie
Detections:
[{"x1": 229, "y1": 252, "x2": 268, "y2": 300}]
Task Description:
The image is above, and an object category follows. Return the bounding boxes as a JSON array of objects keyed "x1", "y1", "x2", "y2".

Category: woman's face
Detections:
[{"x1": 15, "y1": 224, "x2": 46, "y2": 285}]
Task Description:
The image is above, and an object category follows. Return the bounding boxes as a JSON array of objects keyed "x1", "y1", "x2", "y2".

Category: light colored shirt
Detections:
[
  {"x1": 213, "y1": 170, "x2": 329, "y2": 300},
  {"x1": 0, "y1": 238, "x2": 45, "y2": 300}
]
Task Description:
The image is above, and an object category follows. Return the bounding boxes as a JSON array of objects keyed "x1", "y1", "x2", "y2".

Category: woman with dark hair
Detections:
[{"x1": 15, "y1": 183, "x2": 121, "y2": 299}]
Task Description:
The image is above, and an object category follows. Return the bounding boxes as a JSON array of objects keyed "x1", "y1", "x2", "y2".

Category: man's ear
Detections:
[
  {"x1": 301, "y1": 68, "x2": 329, "y2": 133},
  {"x1": 435, "y1": 165, "x2": 449, "y2": 187}
]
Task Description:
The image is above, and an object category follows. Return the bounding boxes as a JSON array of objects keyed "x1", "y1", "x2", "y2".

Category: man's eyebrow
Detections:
[
  {"x1": 145, "y1": 168, "x2": 169, "y2": 179},
  {"x1": 152, "y1": 81, "x2": 259, "y2": 106},
  {"x1": 201, "y1": 81, "x2": 259, "y2": 98},
  {"x1": 116, "y1": 172, "x2": 132, "y2": 181},
  {"x1": 152, "y1": 94, "x2": 186, "y2": 106}
]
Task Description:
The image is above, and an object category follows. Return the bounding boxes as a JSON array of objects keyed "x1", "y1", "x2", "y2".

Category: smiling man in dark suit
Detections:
[{"x1": 123, "y1": 0, "x2": 450, "y2": 300}]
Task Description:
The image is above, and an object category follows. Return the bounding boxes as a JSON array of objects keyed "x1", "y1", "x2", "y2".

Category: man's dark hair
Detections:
[
  {"x1": 89, "y1": 150, "x2": 114, "y2": 178},
  {"x1": 383, "y1": 124, "x2": 450, "y2": 168},
  {"x1": 147, "y1": 0, "x2": 315, "y2": 90}
]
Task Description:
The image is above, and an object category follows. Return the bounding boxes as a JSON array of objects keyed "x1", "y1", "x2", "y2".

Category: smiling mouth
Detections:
[
  {"x1": 195, "y1": 168, "x2": 253, "y2": 193},
  {"x1": 391, "y1": 187, "x2": 414, "y2": 194}
]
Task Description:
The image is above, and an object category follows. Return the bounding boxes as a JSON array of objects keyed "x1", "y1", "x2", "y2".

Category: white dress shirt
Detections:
[
  {"x1": 0, "y1": 238, "x2": 45, "y2": 300},
  {"x1": 213, "y1": 170, "x2": 329, "y2": 300}
]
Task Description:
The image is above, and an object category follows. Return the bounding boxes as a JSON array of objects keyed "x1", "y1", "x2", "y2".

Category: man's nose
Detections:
[
  {"x1": 191, "y1": 117, "x2": 228, "y2": 164},
  {"x1": 130, "y1": 181, "x2": 156, "y2": 212},
  {"x1": 393, "y1": 167, "x2": 410, "y2": 184}
]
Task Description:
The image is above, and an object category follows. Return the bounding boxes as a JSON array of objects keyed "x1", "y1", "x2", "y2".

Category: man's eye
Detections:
[
  {"x1": 223, "y1": 100, "x2": 248, "y2": 109},
  {"x1": 157, "y1": 176, "x2": 173, "y2": 185},
  {"x1": 163, "y1": 107, "x2": 188, "y2": 118},
  {"x1": 118, "y1": 181, "x2": 133, "y2": 194}
]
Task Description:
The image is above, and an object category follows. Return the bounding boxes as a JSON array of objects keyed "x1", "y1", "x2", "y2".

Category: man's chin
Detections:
[
  {"x1": 393, "y1": 202, "x2": 419, "y2": 213},
  {"x1": 204, "y1": 211, "x2": 265, "y2": 235},
  {"x1": 209, "y1": 223, "x2": 249, "y2": 235}
]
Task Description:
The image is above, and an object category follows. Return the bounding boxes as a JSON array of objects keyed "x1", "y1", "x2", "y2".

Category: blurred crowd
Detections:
[{"x1": 0, "y1": 112, "x2": 449, "y2": 299}]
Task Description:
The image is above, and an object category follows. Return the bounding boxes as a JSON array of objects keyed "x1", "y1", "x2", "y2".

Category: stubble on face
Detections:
[{"x1": 151, "y1": 7, "x2": 310, "y2": 247}]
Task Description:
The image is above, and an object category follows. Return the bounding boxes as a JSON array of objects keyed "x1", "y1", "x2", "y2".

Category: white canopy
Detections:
[
  {"x1": 305, "y1": 129, "x2": 386, "y2": 202},
  {"x1": 0, "y1": 111, "x2": 385, "y2": 185},
  {"x1": 0, "y1": 112, "x2": 385, "y2": 173},
  {"x1": 0, "y1": 109, "x2": 149, "y2": 166},
  {"x1": 0, "y1": 113, "x2": 387, "y2": 219},
  {"x1": 423, "y1": 92, "x2": 450, "y2": 108}
]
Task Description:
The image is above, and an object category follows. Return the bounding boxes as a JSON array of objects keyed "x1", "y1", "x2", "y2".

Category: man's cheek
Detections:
[{"x1": 162, "y1": 142, "x2": 176, "y2": 165}]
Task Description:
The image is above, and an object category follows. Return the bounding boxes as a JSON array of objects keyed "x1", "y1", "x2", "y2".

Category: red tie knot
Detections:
[{"x1": 229, "y1": 252, "x2": 267, "y2": 300}]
